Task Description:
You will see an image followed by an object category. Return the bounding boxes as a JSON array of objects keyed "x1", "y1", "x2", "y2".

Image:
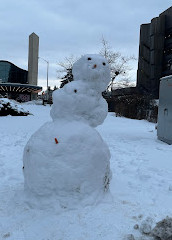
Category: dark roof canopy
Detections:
[{"x1": 0, "y1": 83, "x2": 42, "y2": 93}]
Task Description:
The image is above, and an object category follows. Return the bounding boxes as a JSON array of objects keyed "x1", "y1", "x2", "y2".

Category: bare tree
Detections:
[
  {"x1": 57, "y1": 38, "x2": 136, "y2": 89},
  {"x1": 99, "y1": 37, "x2": 136, "y2": 91},
  {"x1": 57, "y1": 55, "x2": 78, "y2": 88}
]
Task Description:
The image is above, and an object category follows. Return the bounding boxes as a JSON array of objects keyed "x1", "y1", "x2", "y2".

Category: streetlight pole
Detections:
[
  {"x1": 38, "y1": 57, "x2": 49, "y2": 100},
  {"x1": 46, "y1": 61, "x2": 49, "y2": 98}
]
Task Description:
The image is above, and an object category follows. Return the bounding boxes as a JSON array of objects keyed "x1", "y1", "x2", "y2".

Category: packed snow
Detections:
[
  {"x1": 23, "y1": 55, "x2": 111, "y2": 207},
  {"x1": 0, "y1": 101, "x2": 172, "y2": 239}
]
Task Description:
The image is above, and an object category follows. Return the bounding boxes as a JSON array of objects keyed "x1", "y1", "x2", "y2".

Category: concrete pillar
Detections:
[
  {"x1": 137, "y1": 23, "x2": 151, "y2": 93},
  {"x1": 28, "y1": 33, "x2": 39, "y2": 86},
  {"x1": 150, "y1": 15, "x2": 165, "y2": 97}
]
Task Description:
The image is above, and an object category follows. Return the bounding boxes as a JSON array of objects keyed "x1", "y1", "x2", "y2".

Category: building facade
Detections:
[
  {"x1": 0, "y1": 33, "x2": 42, "y2": 102},
  {"x1": 137, "y1": 7, "x2": 172, "y2": 98}
]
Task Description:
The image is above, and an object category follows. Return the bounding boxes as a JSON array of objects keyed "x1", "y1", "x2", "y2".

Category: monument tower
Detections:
[{"x1": 28, "y1": 32, "x2": 39, "y2": 86}]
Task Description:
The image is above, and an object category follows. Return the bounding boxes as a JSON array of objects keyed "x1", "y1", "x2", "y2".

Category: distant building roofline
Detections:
[{"x1": 0, "y1": 60, "x2": 28, "y2": 72}]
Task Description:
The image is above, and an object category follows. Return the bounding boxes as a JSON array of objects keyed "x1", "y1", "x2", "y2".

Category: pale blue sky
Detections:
[{"x1": 0, "y1": 0, "x2": 172, "y2": 88}]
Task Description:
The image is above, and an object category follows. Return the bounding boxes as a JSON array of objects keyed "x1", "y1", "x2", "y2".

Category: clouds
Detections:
[{"x1": 0, "y1": 0, "x2": 172, "y2": 88}]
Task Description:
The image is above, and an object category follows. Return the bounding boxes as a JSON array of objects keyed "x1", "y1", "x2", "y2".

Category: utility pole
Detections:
[{"x1": 38, "y1": 57, "x2": 49, "y2": 100}]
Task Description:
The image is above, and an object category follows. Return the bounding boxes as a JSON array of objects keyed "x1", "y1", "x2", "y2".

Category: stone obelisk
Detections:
[{"x1": 28, "y1": 32, "x2": 39, "y2": 86}]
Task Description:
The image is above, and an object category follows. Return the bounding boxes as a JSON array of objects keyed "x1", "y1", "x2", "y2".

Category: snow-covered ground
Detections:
[{"x1": 0, "y1": 103, "x2": 172, "y2": 240}]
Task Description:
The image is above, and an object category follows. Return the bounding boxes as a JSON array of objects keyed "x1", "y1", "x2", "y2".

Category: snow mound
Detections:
[
  {"x1": 140, "y1": 217, "x2": 153, "y2": 235},
  {"x1": 0, "y1": 98, "x2": 30, "y2": 116}
]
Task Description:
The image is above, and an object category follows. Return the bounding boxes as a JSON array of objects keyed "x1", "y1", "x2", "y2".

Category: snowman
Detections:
[{"x1": 23, "y1": 54, "x2": 111, "y2": 207}]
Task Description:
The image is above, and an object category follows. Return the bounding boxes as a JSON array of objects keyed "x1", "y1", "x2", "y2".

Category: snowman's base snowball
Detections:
[{"x1": 23, "y1": 120, "x2": 111, "y2": 205}]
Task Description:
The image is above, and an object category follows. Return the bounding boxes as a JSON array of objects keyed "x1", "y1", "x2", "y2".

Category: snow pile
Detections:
[
  {"x1": 0, "y1": 98, "x2": 30, "y2": 116},
  {"x1": 23, "y1": 54, "x2": 111, "y2": 208},
  {"x1": 124, "y1": 217, "x2": 155, "y2": 240},
  {"x1": 125, "y1": 216, "x2": 172, "y2": 240},
  {"x1": 140, "y1": 217, "x2": 153, "y2": 235},
  {"x1": 151, "y1": 217, "x2": 172, "y2": 240}
]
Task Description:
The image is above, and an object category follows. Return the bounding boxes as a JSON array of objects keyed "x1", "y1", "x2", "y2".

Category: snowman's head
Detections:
[{"x1": 72, "y1": 54, "x2": 111, "y2": 92}]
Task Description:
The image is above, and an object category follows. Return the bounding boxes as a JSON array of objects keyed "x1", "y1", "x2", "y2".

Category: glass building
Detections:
[
  {"x1": 0, "y1": 60, "x2": 42, "y2": 102},
  {"x1": 0, "y1": 61, "x2": 28, "y2": 84}
]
